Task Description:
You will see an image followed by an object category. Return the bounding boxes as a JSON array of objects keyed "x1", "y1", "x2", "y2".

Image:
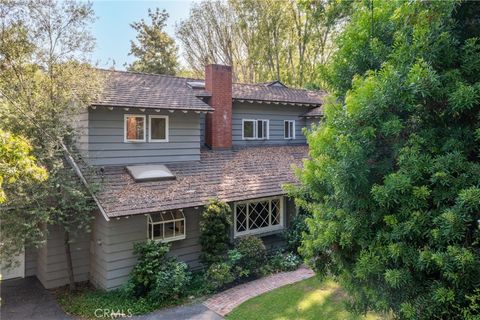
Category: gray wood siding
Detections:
[
  {"x1": 36, "y1": 225, "x2": 90, "y2": 289},
  {"x1": 25, "y1": 246, "x2": 37, "y2": 277},
  {"x1": 72, "y1": 110, "x2": 89, "y2": 157},
  {"x1": 90, "y1": 207, "x2": 204, "y2": 290},
  {"x1": 200, "y1": 112, "x2": 206, "y2": 147},
  {"x1": 86, "y1": 108, "x2": 201, "y2": 166},
  {"x1": 232, "y1": 103, "x2": 311, "y2": 147},
  {"x1": 90, "y1": 197, "x2": 297, "y2": 291}
]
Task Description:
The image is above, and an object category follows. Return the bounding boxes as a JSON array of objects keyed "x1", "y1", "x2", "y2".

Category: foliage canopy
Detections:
[
  {"x1": 128, "y1": 8, "x2": 178, "y2": 75},
  {"x1": 292, "y1": 1, "x2": 480, "y2": 319}
]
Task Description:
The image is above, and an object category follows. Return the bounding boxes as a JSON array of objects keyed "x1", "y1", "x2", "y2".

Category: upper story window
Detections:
[
  {"x1": 284, "y1": 120, "x2": 295, "y2": 139},
  {"x1": 242, "y1": 119, "x2": 269, "y2": 140},
  {"x1": 124, "y1": 114, "x2": 146, "y2": 142},
  {"x1": 147, "y1": 210, "x2": 186, "y2": 242},
  {"x1": 149, "y1": 115, "x2": 169, "y2": 142},
  {"x1": 234, "y1": 196, "x2": 284, "y2": 238}
]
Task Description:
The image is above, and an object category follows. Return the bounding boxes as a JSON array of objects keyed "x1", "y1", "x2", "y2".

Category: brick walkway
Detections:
[{"x1": 203, "y1": 266, "x2": 315, "y2": 316}]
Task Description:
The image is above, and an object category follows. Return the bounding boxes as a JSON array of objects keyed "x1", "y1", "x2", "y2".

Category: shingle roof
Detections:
[
  {"x1": 93, "y1": 70, "x2": 213, "y2": 111},
  {"x1": 300, "y1": 106, "x2": 323, "y2": 117},
  {"x1": 91, "y1": 145, "x2": 308, "y2": 217},
  {"x1": 233, "y1": 83, "x2": 325, "y2": 105},
  {"x1": 93, "y1": 69, "x2": 325, "y2": 110}
]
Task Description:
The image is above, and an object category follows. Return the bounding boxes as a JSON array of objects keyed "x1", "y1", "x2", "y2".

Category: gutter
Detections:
[{"x1": 61, "y1": 143, "x2": 110, "y2": 222}]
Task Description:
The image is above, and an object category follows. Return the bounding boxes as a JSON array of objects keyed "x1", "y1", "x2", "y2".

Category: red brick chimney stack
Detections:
[{"x1": 204, "y1": 64, "x2": 232, "y2": 150}]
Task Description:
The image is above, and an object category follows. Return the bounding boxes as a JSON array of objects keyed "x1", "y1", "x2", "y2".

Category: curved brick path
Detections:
[{"x1": 203, "y1": 266, "x2": 315, "y2": 316}]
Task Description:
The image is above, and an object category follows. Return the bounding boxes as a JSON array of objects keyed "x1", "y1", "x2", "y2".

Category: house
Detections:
[{"x1": 5, "y1": 65, "x2": 324, "y2": 290}]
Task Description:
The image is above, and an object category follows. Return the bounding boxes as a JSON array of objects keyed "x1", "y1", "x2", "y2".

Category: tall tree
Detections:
[
  {"x1": 290, "y1": 1, "x2": 480, "y2": 318},
  {"x1": 0, "y1": 0, "x2": 102, "y2": 291},
  {"x1": 128, "y1": 8, "x2": 178, "y2": 75},
  {"x1": 176, "y1": 0, "x2": 351, "y2": 86}
]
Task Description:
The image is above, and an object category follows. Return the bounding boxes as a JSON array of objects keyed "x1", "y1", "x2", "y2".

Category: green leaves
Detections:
[
  {"x1": 448, "y1": 82, "x2": 479, "y2": 114},
  {"x1": 292, "y1": 0, "x2": 480, "y2": 318}
]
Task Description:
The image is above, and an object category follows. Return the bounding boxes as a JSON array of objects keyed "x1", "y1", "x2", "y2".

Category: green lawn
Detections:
[{"x1": 226, "y1": 276, "x2": 384, "y2": 320}]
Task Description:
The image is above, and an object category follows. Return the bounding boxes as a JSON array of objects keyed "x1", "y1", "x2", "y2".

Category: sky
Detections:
[{"x1": 90, "y1": 0, "x2": 198, "y2": 70}]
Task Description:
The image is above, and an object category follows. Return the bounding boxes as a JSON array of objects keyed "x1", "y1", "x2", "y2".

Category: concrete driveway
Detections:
[{"x1": 0, "y1": 277, "x2": 71, "y2": 320}]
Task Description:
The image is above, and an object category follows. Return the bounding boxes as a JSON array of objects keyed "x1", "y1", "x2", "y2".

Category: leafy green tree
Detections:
[
  {"x1": 199, "y1": 199, "x2": 232, "y2": 265},
  {"x1": 128, "y1": 8, "x2": 178, "y2": 75},
  {"x1": 291, "y1": 1, "x2": 480, "y2": 318},
  {"x1": 176, "y1": 0, "x2": 351, "y2": 86},
  {"x1": 0, "y1": 130, "x2": 47, "y2": 204},
  {"x1": 0, "y1": 0, "x2": 102, "y2": 290}
]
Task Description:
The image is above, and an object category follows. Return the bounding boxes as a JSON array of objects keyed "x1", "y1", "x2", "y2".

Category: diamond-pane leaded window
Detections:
[
  {"x1": 236, "y1": 204, "x2": 247, "y2": 232},
  {"x1": 234, "y1": 197, "x2": 284, "y2": 237}
]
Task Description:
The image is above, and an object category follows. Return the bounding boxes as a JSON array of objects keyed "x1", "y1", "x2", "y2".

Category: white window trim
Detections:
[
  {"x1": 284, "y1": 120, "x2": 296, "y2": 139},
  {"x1": 149, "y1": 115, "x2": 169, "y2": 142},
  {"x1": 242, "y1": 119, "x2": 269, "y2": 140},
  {"x1": 124, "y1": 114, "x2": 146, "y2": 143},
  {"x1": 147, "y1": 211, "x2": 186, "y2": 243},
  {"x1": 233, "y1": 196, "x2": 284, "y2": 238}
]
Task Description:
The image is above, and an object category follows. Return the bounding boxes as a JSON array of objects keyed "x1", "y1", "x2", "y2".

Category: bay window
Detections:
[{"x1": 147, "y1": 210, "x2": 186, "y2": 242}]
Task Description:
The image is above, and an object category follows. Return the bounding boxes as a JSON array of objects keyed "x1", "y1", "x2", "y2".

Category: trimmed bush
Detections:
[
  {"x1": 204, "y1": 262, "x2": 235, "y2": 291},
  {"x1": 125, "y1": 241, "x2": 190, "y2": 302},
  {"x1": 234, "y1": 235, "x2": 266, "y2": 277},
  {"x1": 148, "y1": 261, "x2": 190, "y2": 302},
  {"x1": 199, "y1": 199, "x2": 232, "y2": 265}
]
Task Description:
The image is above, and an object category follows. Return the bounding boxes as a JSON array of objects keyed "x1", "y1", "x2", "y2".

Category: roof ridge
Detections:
[
  {"x1": 233, "y1": 81, "x2": 324, "y2": 93},
  {"x1": 95, "y1": 68, "x2": 203, "y2": 82}
]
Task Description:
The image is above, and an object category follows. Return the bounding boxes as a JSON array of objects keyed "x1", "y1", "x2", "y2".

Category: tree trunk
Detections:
[{"x1": 64, "y1": 229, "x2": 76, "y2": 292}]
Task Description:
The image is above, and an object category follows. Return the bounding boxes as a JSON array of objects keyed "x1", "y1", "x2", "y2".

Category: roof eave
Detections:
[
  {"x1": 232, "y1": 98, "x2": 321, "y2": 107},
  {"x1": 89, "y1": 104, "x2": 214, "y2": 112}
]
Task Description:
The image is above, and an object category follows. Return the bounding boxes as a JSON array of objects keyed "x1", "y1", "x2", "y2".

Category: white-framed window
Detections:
[
  {"x1": 147, "y1": 210, "x2": 186, "y2": 242},
  {"x1": 124, "y1": 114, "x2": 146, "y2": 142},
  {"x1": 149, "y1": 115, "x2": 169, "y2": 142},
  {"x1": 284, "y1": 120, "x2": 295, "y2": 139},
  {"x1": 242, "y1": 119, "x2": 269, "y2": 140},
  {"x1": 234, "y1": 196, "x2": 284, "y2": 238}
]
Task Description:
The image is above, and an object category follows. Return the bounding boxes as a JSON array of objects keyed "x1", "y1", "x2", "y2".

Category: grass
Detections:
[
  {"x1": 55, "y1": 273, "x2": 210, "y2": 320},
  {"x1": 56, "y1": 286, "x2": 163, "y2": 319},
  {"x1": 226, "y1": 276, "x2": 385, "y2": 320}
]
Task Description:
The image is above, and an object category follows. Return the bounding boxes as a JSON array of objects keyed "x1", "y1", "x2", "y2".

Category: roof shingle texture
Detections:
[
  {"x1": 233, "y1": 83, "x2": 325, "y2": 105},
  {"x1": 301, "y1": 106, "x2": 323, "y2": 117},
  {"x1": 93, "y1": 70, "x2": 213, "y2": 111},
  {"x1": 92, "y1": 145, "x2": 308, "y2": 217},
  {"x1": 92, "y1": 70, "x2": 325, "y2": 110}
]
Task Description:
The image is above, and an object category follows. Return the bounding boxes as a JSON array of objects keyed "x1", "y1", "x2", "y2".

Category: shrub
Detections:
[
  {"x1": 284, "y1": 211, "x2": 310, "y2": 255},
  {"x1": 148, "y1": 261, "x2": 190, "y2": 302},
  {"x1": 268, "y1": 251, "x2": 302, "y2": 272},
  {"x1": 204, "y1": 262, "x2": 235, "y2": 291},
  {"x1": 125, "y1": 241, "x2": 190, "y2": 302},
  {"x1": 199, "y1": 199, "x2": 232, "y2": 265},
  {"x1": 126, "y1": 241, "x2": 171, "y2": 297},
  {"x1": 234, "y1": 235, "x2": 266, "y2": 277}
]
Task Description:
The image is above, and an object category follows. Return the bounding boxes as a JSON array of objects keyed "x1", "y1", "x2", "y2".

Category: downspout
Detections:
[{"x1": 61, "y1": 143, "x2": 110, "y2": 222}]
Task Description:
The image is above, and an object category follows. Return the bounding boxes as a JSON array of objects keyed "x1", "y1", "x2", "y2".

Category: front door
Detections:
[{"x1": 0, "y1": 251, "x2": 25, "y2": 280}]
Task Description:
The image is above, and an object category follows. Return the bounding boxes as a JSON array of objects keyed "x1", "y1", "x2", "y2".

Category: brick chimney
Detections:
[{"x1": 204, "y1": 64, "x2": 232, "y2": 150}]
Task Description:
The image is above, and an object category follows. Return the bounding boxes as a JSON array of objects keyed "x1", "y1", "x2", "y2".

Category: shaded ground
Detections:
[
  {"x1": 130, "y1": 303, "x2": 223, "y2": 320},
  {"x1": 226, "y1": 276, "x2": 384, "y2": 320},
  {"x1": 0, "y1": 277, "x2": 72, "y2": 320}
]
